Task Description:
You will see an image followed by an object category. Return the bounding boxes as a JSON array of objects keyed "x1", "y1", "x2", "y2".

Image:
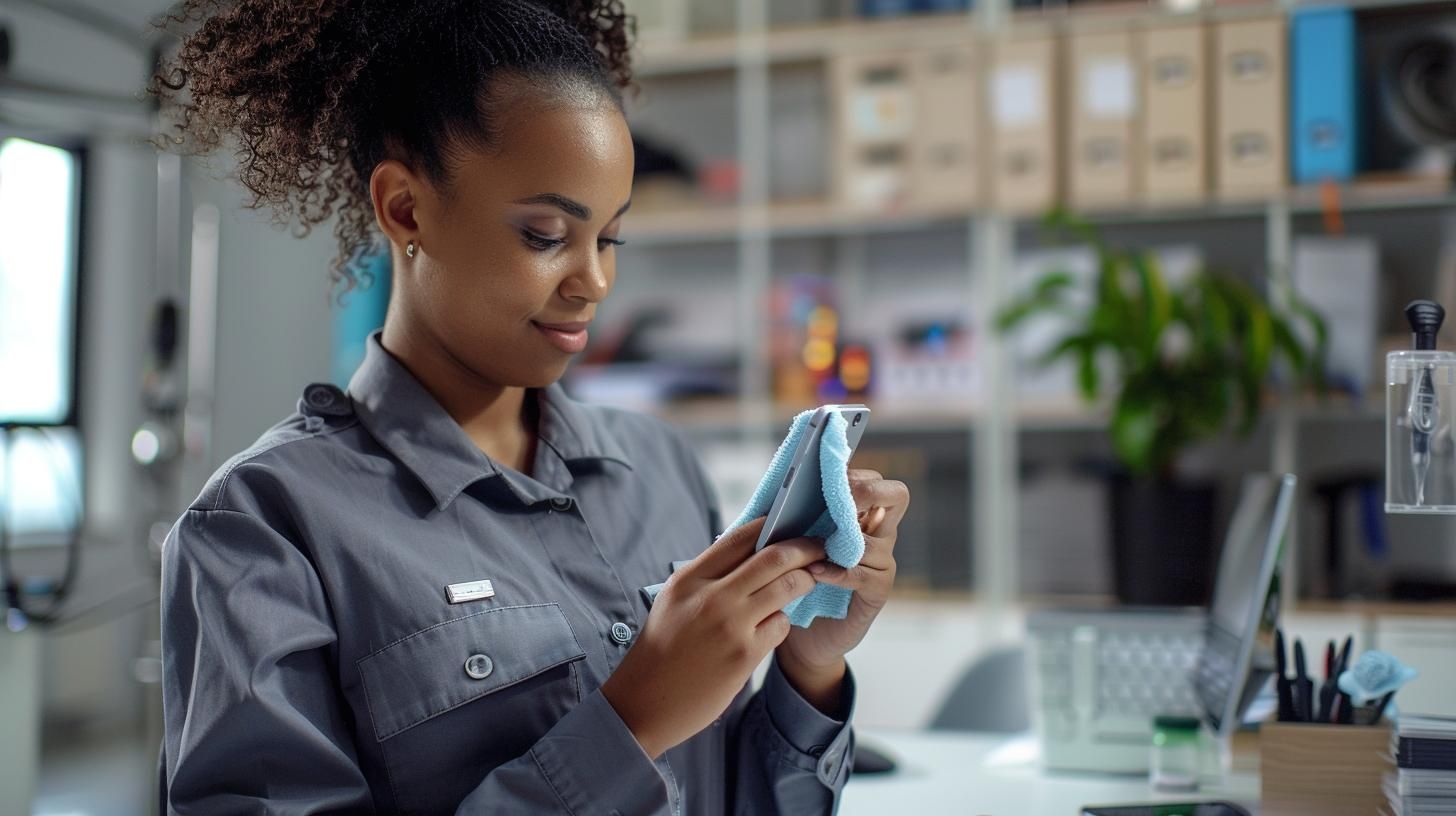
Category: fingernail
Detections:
[{"x1": 809, "y1": 563, "x2": 826, "y2": 575}]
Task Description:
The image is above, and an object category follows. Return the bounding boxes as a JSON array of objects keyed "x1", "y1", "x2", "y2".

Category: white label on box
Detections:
[
  {"x1": 850, "y1": 88, "x2": 913, "y2": 141},
  {"x1": 992, "y1": 66, "x2": 1043, "y2": 128},
  {"x1": 1084, "y1": 58, "x2": 1134, "y2": 119}
]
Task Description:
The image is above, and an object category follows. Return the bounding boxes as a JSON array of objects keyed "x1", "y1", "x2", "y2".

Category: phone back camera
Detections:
[{"x1": 852, "y1": 413, "x2": 862, "y2": 427}]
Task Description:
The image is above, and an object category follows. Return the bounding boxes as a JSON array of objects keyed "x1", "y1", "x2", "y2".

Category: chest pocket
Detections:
[{"x1": 357, "y1": 603, "x2": 588, "y2": 813}]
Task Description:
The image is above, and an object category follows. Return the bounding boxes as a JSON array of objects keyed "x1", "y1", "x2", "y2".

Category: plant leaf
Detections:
[
  {"x1": 1111, "y1": 394, "x2": 1159, "y2": 475},
  {"x1": 996, "y1": 272, "x2": 1076, "y2": 331}
]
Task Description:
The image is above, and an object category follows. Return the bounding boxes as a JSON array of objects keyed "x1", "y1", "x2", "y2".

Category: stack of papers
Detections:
[{"x1": 1384, "y1": 716, "x2": 1456, "y2": 815}]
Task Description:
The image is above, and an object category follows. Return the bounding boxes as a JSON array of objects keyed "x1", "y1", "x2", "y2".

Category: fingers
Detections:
[
  {"x1": 681, "y1": 516, "x2": 766, "y2": 580},
  {"x1": 754, "y1": 610, "x2": 793, "y2": 651},
  {"x1": 850, "y1": 469, "x2": 879, "y2": 495},
  {"x1": 727, "y1": 536, "x2": 825, "y2": 597},
  {"x1": 810, "y1": 559, "x2": 896, "y2": 598},
  {"x1": 746, "y1": 566, "x2": 818, "y2": 623},
  {"x1": 849, "y1": 476, "x2": 911, "y2": 529},
  {"x1": 859, "y1": 506, "x2": 887, "y2": 536}
]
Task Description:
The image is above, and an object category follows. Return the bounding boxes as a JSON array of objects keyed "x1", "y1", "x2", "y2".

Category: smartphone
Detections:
[
  {"x1": 1079, "y1": 803, "x2": 1251, "y2": 816},
  {"x1": 754, "y1": 404, "x2": 871, "y2": 552}
]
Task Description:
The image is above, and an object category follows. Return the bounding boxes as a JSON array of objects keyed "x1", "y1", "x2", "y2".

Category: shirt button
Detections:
[
  {"x1": 302, "y1": 383, "x2": 351, "y2": 416},
  {"x1": 549, "y1": 497, "x2": 572, "y2": 512},
  {"x1": 610, "y1": 621, "x2": 633, "y2": 644},
  {"x1": 463, "y1": 653, "x2": 494, "y2": 680}
]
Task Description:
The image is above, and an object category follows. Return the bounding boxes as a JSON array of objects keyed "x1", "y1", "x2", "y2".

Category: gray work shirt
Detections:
[{"x1": 159, "y1": 331, "x2": 855, "y2": 815}]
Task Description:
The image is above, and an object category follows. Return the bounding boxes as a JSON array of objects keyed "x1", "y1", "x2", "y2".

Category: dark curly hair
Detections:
[{"x1": 147, "y1": 0, "x2": 635, "y2": 295}]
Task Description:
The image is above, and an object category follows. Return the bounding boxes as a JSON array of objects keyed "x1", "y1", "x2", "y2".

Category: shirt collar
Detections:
[{"x1": 347, "y1": 331, "x2": 632, "y2": 512}]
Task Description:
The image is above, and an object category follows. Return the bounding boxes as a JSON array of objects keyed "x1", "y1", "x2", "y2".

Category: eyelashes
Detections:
[
  {"x1": 520, "y1": 230, "x2": 626, "y2": 252},
  {"x1": 520, "y1": 230, "x2": 566, "y2": 251}
]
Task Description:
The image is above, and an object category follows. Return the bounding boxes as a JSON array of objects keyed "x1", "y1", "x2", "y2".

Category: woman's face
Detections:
[{"x1": 404, "y1": 86, "x2": 634, "y2": 389}]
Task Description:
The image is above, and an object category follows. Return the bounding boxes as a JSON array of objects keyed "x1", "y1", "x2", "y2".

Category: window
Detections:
[{"x1": 0, "y1": 136, "x2": 84, "y2": 545}]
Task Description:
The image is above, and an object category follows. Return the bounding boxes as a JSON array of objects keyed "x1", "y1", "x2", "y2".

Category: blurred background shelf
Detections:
[
  {"x1": 636, "y1": 15, "x2": 980, "y2": 77},
  {"x1": 633, "y1": 1, "x2": 1333, "y2": 79},
  {"x1": 650, "y1": 393, "x2": 1386, "y2": 435},
  {"x1": 608, "y1": 0, "x2": 1456, "y2": 618},
  {"x1": 624, "y1": 179, "x2": 1455, "y2": 244}
]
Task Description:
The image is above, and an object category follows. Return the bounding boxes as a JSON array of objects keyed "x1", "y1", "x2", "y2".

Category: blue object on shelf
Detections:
[
  {"x1": 917, "y1": 0, "x2": 971, "y2": 11},
  {"x1": 1291, "y1": 7, "x2": 1359, "y2": 183},
  {"x1": 859, "y1": 0, "x2": 916, "y2": 17},
  {"x1": 331, "y1": 250, "x2": 392, "y2": 388}
]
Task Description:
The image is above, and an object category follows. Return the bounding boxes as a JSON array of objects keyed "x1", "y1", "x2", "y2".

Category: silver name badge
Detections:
[{"x1": 444, "y1": 579, "x2": 495, "y2": 605}]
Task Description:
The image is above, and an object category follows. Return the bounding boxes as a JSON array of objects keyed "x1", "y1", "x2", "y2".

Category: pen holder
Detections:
[{"x1": 1260, "y1": 722, "x2": 1394, "y2": 816}]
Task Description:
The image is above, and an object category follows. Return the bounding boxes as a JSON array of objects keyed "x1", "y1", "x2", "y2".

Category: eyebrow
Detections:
[{"x1": 515, "y1": 193, "x2": 632, "y2": 222}]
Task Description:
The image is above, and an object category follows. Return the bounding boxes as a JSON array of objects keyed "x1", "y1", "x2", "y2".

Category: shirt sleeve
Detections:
[
  {"x1": 730, "y1": 656, "x2": 857, "y2": 815},
  {"x1": 161, "y1": 507, "x2": 681, "y2": 815}
]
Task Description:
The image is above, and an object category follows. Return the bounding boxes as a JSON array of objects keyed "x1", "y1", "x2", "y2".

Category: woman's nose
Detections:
[{"x1": 561, "y1": 250, "x2": 611, "y2": 303}]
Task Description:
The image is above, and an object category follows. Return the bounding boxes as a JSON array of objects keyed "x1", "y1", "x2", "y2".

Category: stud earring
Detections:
[{"x1": 405, "y1": 240, "x2": 417, "y2": 258}]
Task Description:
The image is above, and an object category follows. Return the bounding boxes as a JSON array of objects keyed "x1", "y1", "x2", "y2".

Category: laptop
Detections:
[{"x1": 1028, "y1": 473, "x2": 1296, "y2": 773}]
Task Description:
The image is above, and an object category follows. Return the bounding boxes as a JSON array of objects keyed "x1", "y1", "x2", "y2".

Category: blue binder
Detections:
[
  {"x1": 1291, "y1": 7, "x2": 1359, "y2": 183},
  {"x1": 859, "y1": 0, "x2": 915, "y2": 17}
]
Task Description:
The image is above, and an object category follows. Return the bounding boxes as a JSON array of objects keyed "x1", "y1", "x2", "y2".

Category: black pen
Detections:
[
  {"x1": 1316, "y1": 640, "x2": 1336, "y2": 722},
  {"x1": 1329, "y1": 636, "x2": 1355, "y2": 724},
  {"x1": 1275, "y1": 629, "x2": 1295, "y2": 722},
  {"x1": 1293, "y1": 639, "x2": 1313, "y2": 723},
  {"x1": 1372, "y1": 690, "x2": 1396, "y2": 724}
]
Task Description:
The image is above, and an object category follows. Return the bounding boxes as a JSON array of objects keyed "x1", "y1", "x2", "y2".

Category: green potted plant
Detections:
[{"x1": 998, "y1": 212, "x2": 1326, "y2": 605}]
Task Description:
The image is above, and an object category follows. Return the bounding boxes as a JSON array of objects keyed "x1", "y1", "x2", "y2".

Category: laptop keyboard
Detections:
[{"x1": 1029, "y1": 610, "x2": 1206, "y2": 772}]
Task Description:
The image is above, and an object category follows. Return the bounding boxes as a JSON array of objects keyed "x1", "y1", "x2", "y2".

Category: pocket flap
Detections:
[{"x1": 358, "y1": 602, "x2": 586, "y2": 741}]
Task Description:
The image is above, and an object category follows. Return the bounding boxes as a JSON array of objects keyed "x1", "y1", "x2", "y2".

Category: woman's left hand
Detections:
[{"x1": 775, "y1": 469, "x2": 909, "y2": 709}]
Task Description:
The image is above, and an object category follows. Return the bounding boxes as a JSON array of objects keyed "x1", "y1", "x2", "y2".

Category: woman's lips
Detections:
[{"x1": 533, "y1": 321, "x2": 589, "y2": 354}]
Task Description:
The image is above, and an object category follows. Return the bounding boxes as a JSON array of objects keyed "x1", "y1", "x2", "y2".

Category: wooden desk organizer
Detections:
[{"x1": 1260, "y1": 721, "x2": 1394, "y2": 816}]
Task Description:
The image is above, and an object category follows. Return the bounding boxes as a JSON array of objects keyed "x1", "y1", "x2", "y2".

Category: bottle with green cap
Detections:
[{"x1": 1150, "y1": 715, "x2": 1202, "y2": 793}]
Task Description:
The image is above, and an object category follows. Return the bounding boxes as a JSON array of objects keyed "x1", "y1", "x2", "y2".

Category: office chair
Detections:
[{"x1": 928, "y1": 645, "x2": 1031, "y2": 733}]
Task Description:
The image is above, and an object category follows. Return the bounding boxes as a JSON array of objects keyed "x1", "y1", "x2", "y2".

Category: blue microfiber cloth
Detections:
[{"x1": 724, "y1": 409, "x2": 865, "y2": 627}]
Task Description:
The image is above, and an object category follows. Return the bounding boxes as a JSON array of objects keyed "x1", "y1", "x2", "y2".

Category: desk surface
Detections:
[{"x1": 840, "y1": 729, "x2": 1260, "y2": 816}]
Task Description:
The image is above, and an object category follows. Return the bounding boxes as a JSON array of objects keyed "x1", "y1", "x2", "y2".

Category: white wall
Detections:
[{"x1": 178, "y1": 168, "x2": 337, "y2": 497}]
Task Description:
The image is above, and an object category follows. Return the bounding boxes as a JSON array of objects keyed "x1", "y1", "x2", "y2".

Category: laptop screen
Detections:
[{"x1": 1195, "y1": 474, "x2": 1295, "y2": 734}]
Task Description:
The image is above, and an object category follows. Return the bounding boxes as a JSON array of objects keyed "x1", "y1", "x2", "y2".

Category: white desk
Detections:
[{"x1": 840, "y1": 729, "x2": 1260, "y2": 816}]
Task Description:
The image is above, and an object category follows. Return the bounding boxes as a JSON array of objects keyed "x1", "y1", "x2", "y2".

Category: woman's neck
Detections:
[{"x1": 380, "y1": 321, "x2": 538, "y2": 475}]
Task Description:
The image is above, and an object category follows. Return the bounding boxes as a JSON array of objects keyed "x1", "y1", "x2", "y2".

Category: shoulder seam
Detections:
[{"x1": 208, "y1": 419, "x2": 360, "y2": 512}]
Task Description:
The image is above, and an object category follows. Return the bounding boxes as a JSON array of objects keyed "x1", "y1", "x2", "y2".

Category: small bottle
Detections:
[{"x1": 1150, "y1": 715, "x2": 1201, "y2": 793}]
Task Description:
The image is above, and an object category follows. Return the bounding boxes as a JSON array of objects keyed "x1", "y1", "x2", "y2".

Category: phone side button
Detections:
[{"x1": 783, "y1": 466, "x2": 795, "y2": 487}]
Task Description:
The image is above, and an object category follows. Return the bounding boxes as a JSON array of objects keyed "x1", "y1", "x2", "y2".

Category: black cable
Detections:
[
  {"x1": 28, "y1": 426, "x2": 86, "y2": 622},
  {"x1": 42, "y1": 585, "x2": 158, "y2": 637},
  {"x1": 0, "y1": 424, "x2": 85, "y2": 629},
  {"x1": 1, "y1": 423, "x2": 22, "y2": 631}
]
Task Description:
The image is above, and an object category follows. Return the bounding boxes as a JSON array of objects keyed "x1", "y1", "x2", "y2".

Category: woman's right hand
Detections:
[{"x1": 601, "y1": 516, "x2": 823, "y2": 759}]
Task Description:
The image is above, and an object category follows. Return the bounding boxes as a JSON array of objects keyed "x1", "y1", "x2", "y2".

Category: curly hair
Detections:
[{"x1": 147, "y1": 0, "x2": 635, "y2": 295}]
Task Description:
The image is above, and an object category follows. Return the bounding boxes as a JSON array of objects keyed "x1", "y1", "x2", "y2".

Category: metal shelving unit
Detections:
[{"x1": 628, "y1": 0, "x2": 1453, "y2": 610}]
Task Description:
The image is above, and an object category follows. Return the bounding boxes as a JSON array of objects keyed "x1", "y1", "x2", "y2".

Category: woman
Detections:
[{"x1": 150, "y1": 1, "x2": 909, "y2": 813}]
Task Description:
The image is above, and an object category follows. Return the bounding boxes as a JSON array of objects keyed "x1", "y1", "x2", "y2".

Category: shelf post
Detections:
[
  {"x1": 973, "y1": 213, "x2": 1019, "y2": 606},
  {"x1": 735, "y1": 0, "x2": 773, "y2": 438},
  {"x1": 972, "y1": 0, "x2": 1018, "y2": 608},
  {"x1": 1266, "y1": 197, "x2": 1301, "y2": 608}
]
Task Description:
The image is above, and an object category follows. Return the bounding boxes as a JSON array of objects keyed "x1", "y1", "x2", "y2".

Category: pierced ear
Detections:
[{"x1": 369, "y1": 159, "x2": 421, "y2": 250}]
